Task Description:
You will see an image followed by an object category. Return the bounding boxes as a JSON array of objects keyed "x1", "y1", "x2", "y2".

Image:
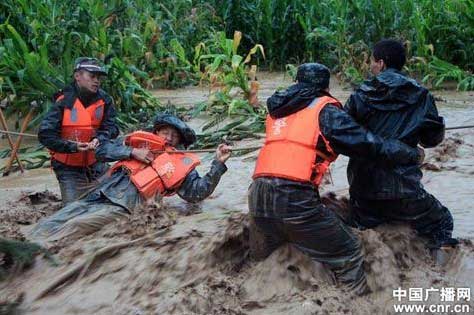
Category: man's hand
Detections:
[
  {"x1": 417, "y1": 147, "x2": 425, "y2": 164},
  {"x1": 76, "y1": 142, "x2": 90, "y2": 152},
  {"x1": 131, "y1": 148, "x2": 154, "y2": 164},
  {"x1": 215, "y1": 144, "x2": 232, "y2": 163},
  {"x1": 88, "y1": 138, "x2": 100, "y2": 150}
]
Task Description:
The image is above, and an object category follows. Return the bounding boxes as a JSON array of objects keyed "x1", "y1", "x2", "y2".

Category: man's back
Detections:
[{"x1": 345, "y1": 68, "x2": 445, "y2": 200}]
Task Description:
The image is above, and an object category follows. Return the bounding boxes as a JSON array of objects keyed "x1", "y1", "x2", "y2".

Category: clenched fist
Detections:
[
  {"x1": 215, "y1": 144, "x2": 232, "y2": 163},
  {"x1": 75, "y1": 142, "x2": 90, "y2": 152},
  {"x1": 131, "y1": 148, "x2": 154, "y2": 164},
  {"x1": 88, "y1": 138, "x2": 100, "y2": 150}
]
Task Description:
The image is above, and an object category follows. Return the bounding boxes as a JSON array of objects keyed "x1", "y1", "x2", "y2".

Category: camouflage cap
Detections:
[
  {"x1": 74, "y1": 57, "x2": 107, "y2": 75},
  {"x1": 296, "y1": 63, "x2": 330, "y2": 89}
]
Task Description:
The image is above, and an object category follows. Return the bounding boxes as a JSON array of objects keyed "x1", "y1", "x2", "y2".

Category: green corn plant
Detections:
[
  {"x1": 0, "y1": 145, "x2": 51, "y2": 172},
  {"x1": 0, "y1": 238, "x2": 55, "y2": 280},
  {"x1": 188, "y1": 31, "x2": 267, "y2": 147},
  {"x1": 423, "y1": 56, "x2": 474, "y2": 91},
  {"x1": 204, "y1": 0, "x2": 473, "y2": 87},
  {"x1": 197, "y1": 31, "x2": 264, "y2": 98},
  {"x1": 0, "y1": 22, "x2": 65, "y2": 120},
  {"x1": 458, "y1": 75, "x2": 474, "y2": 91}
]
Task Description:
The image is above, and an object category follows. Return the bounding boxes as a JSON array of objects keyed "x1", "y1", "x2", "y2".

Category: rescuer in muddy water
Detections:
[
  {"x1": 38, "y1": 57, "x2": 119, "y2": 205},
  {"x1": 344, "y1": 39, "x2": 459, "y2": 254},
  {"x1": 249, "y1": 63, "x2": 425, "y2": 295},
  {"x1": 30, "y1": 113, "x2": 231, "y2": 242}
]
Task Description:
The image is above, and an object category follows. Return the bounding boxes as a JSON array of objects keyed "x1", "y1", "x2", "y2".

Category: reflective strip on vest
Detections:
[
  {"x1": 253, "y1": 96, "x2": 340, "y2": 186},
  {"x1": 52, "y1": 97, "x2": 105, "y2": 167}
]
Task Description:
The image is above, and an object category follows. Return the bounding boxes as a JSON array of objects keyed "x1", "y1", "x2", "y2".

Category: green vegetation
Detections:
[
  {"x1": 0, "y1": 0, "x2": 473, "y2": 140},
  {"x1": 0, "y1": 238, "x2": 53, "y2": 280},
  {"x1": 189, "y1": 31, "x2": 266, "y2": 148},
  {"x1": 0, "y1": 145, "x2": 50, "y2": 172},
  {"x1": 214, "y1": 0, "x2": 474, "y2": 85}
]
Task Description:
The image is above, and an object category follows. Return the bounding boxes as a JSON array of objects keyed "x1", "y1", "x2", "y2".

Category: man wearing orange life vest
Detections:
[
  {"x1": 249, "y1": 63, "x2": 424, "y2": 295},
  {"x1": 38, "y1": 57, "x2": 119, "y2": 204},
  {"x1": 30, "y1": 113, "x2": 231, "y2": 242}
]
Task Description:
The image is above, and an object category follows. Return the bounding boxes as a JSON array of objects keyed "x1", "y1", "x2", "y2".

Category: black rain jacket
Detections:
[{"x1": 344, "y1": 68, "x2": 445, "y2": 200}]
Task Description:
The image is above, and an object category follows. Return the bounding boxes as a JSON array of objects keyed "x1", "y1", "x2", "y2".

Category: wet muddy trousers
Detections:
[
  {"x1": 248, "y1": 179, "x2": 368, "y2": 294},
  {"x1": 29, "y1": 199, "x2": 129, "y2": 242},
  {"x1": 52, "y1": 159, "x2": 109, "y2": 205},
  {"x1": 350, "y1": 192, "x2": 456, "y2": 249}
]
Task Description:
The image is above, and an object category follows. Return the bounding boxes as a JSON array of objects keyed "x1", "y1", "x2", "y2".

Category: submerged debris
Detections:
[
  {"x1": 0, "y1": 238, "x2": 52, "y2": 281},
  {"x1": 0, "y1": 190, "x2": 62, "y2": 241}
]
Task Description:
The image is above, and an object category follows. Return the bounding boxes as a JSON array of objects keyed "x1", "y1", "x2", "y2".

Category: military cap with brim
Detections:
[{"x1": 74, "y1": 57, "x2": 107, "y2": 75}]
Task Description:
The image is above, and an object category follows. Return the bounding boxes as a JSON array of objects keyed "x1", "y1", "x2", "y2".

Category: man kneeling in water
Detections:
[{"x1": 30, "y1": 114, "x2": 231, "y2": 243}]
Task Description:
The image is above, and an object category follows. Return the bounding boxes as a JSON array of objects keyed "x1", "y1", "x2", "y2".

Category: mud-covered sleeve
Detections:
[
  {"x1": 37, "y1": 101, "x2": 78, "y2": 153},
  {"x1": 176, "y1": 159, "x2": 228, "y2": 203},
  {"x1": 419, "y1": 93, "x2": 445, "y2": 148},
  {"x1": 96, "y1": 94, "x2": 120, "y2": 141},
  {"x1": 319, "y1": 105, "x2": 420, "y2": 165},
  {"x1": 95, "y1": 136, "x2": 133, "y2": 162}
]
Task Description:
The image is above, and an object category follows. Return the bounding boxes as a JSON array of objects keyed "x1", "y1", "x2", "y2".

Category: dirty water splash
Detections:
[
  {"x1": 3, "y1": 207, "x2": 471, "y2": 315},
  {"x1": 0, "y1": 74, "x2": 473, "y2": 314}
]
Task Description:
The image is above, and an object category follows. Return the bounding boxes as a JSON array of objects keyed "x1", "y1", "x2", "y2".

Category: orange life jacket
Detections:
[
  {"x1": 123, "y1": 130, "x2": 166, "y2": 151},
  {"x1": 110, "y1": 131, "x2": 201, "y2": 199},
  {"x1": 51, "y1": 95, "x2": 105, "y2": 167},
  {"x1": 253, "y1": 96, "x2": 341, "y2": 186}
]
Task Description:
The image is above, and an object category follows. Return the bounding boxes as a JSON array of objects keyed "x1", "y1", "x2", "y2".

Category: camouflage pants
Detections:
[
  {"x1": 52, "y1": 159, "x2": 109, "y2": 205},
  {"x1": 248, "y1": 177, "x2": 369, "y2": 295},
  {"x1": 351, "y1": 191, "x2": 456, "y2": 249}
]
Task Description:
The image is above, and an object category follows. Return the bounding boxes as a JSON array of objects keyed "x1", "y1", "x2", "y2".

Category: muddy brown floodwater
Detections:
[{"x1": 1, "y1": 73, "x2": 473, "y2": 314}]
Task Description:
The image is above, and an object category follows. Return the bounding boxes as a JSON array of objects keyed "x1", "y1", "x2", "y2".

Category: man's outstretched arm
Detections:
[
  {"x1": 177, "y1": 144, "x2": 231, "y2": 203},
  {"x1": 177, "y1": 160, "x2": 228, "y2": 203},
  {"x1": 95, "y1": 137, "x2": 133, "y2": 162},
  {"x1": 319, "y1": 104, "x2": 421, "y2": 165}
]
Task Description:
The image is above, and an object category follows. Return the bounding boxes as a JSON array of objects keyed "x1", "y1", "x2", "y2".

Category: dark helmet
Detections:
[
  {"x1": 153, "y1": 113, "x2": 196, "y2": 148},
  {"x1": 74, "y1": 57, "x2": 107, "y2": 75},
  {"x1": 295, "y1": 63, "x2": 330, "y2": 89}
]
